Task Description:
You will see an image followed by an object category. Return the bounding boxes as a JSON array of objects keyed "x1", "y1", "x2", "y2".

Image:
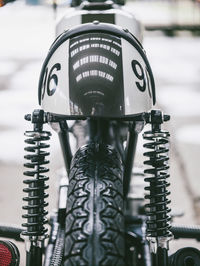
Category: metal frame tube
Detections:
[
  {"x1": 123, "y1": 122, "x2": 138, "y2": 197},
  {"x1": 58, "y1": 120, "x2": 72, "y2": 174}
]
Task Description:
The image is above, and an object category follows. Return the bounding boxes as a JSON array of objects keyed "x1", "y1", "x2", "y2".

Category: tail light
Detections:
[
  {"x1": 0, "y1": 0, "x2": 5, "y2": 7},
  {"x1": 0, "y1": 240, "x2": 20, "y2": 266}
]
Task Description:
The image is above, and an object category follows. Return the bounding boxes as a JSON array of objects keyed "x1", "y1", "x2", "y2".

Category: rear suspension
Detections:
[
  {"x1": 22, "y1": 110, "x2": 51, "y2": 266},
  {"x1": 143, "y1": 110, "x2": 173, "y2": 266}
]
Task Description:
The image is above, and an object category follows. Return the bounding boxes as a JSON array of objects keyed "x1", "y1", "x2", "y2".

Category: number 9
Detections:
[{"x1": 131, "y1": 60, "x2": 146, "y2": 92}]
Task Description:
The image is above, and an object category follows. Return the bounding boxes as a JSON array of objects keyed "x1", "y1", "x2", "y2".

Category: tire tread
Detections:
[{"x1": 64, "y1": 143, "x2": 124, "y2": 266}]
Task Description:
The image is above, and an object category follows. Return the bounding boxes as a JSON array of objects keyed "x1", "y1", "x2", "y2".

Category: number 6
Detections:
[{"x1": 47, "y1": 63, "x2": 61, "y2": 96}]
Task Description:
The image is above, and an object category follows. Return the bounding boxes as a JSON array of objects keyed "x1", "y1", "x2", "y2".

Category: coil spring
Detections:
[
  {"x1": 143, "y1": 129, "x2": 172, "y2": 238},
  {"x1": 22, "y1": 130, "x2": 51, "y2": 238}
]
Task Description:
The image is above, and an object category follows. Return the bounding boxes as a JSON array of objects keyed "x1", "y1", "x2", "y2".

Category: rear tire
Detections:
[{"x1": 64, "y1": 143, "x2": 125, "y2": 266}]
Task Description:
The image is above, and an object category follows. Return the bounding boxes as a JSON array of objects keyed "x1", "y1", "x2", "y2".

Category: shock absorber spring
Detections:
[
  {"x1": 22, "y1": 110, "x2": 51, "y2": 266},
  {"x1": 143, "y1": 110, "x2": 172, "y2": 261},
  {"x1": 22, "y1": 130, "x2": 51, "y2": 238}
]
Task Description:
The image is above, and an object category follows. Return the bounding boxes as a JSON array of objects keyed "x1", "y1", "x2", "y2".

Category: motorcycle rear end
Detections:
[{"x1": 1, "y1": 1, "x2": 200, "y2": 266}]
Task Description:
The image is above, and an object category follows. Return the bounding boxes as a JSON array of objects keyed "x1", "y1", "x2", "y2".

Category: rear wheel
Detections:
[{"x1": 64, "y1": 143, "x2": 125, "y2": 266}]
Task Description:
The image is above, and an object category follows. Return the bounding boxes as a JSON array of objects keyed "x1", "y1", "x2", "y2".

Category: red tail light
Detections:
[
  {"x1": 0, "y1": 241, "x2": 19, "y2": 266},
  {"x1": 0, "y1": 0, "x2": 5, "y2": 7}
]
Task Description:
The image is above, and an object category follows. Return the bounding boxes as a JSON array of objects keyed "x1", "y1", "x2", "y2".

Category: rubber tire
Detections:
[{"x1": 64, "y1": 143, "x2": 125, "y2": 266}]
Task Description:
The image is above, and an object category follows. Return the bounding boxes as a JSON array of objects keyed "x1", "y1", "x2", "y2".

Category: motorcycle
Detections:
[{"x1": 1, "y1": 0, "x2": 200, "y2": 265}]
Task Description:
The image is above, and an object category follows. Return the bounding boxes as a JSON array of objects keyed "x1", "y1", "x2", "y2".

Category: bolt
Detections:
[
  {"x1": 164, "y1": 114, "x2": 170, "y2": 122},
  {"x1": 24, "y1": 114, "x2": 31, "y2": 121}
]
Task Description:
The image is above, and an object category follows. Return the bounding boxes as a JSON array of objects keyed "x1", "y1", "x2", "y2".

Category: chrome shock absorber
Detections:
[
  {"x1": 143, "y1": 110, "x2": 173, "y2": 266},
  {"x1": 22, "y1": 110, "x2": 51, "y2": 266}
]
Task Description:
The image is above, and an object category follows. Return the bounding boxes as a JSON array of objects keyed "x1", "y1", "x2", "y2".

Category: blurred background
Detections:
[{"x1": 0, "y1": 0, "x2": 200, "y2": 264}]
